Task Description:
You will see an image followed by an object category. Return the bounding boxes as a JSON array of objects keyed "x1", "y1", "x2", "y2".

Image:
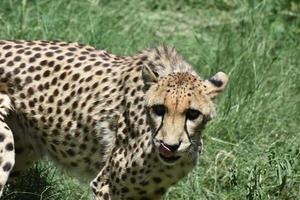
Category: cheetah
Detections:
[{"x1": 0, "y1": 40, "x2": 228, "y2": 199}]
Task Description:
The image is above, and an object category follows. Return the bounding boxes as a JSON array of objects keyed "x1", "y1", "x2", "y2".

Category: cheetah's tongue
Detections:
[{"x1": 159, "y1": 143, "x2": 173, "y2": 158}]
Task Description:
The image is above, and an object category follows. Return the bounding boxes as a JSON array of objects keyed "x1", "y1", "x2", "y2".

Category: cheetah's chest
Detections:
[{"x1": 107, "y1": 140, "x2": 197, "y2": 198}]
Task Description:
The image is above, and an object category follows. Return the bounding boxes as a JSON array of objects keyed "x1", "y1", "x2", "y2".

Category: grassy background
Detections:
[{"x1": 1, "y1": 0, "x2": 300, "y2": 199}]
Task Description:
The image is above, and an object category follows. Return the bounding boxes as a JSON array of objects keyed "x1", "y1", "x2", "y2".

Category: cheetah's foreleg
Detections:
[
  {"x1": 90, "y1": 165, "x2": 112, "y2": 200},
  {"x1": 0, "y1": 93, "x2": 15, "y2": 197}
]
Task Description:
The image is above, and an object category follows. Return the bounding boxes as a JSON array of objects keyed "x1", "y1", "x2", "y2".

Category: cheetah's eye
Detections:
[
  {"x1": 151, "y1": 105, "x2": 166, "y2": 117},
  {"x1": 186, "y1": 109, "x2": 202, "y2": 121}
]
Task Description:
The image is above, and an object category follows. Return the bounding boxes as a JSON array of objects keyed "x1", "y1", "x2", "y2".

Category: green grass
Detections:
[{"x1": 1, "y1": 0, "x2": 300, "y2": 199}]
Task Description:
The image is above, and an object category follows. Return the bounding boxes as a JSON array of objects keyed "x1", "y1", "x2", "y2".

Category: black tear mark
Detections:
[
  {"x1": 209, "y1": 78, "x2": 223, "y2": 87},
  {"x1": 152, "y1": 70, "x2": 159, "y2": 77}
]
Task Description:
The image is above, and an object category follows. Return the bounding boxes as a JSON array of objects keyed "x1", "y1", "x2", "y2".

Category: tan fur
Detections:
[{"x1": 0, "y1": 40, "x2": 228, "y2": 199}]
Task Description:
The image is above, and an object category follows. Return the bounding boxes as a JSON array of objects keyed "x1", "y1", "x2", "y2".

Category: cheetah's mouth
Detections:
[
  {"x1": 158, "y1": 143, "x2": 181, "y2": 164},
  {"x1": 159, "y1": 153, "x2": 181, "y2": 164}
]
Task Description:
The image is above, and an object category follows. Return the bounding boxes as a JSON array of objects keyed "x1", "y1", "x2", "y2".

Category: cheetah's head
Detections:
[{"x1": 143, "y1": 66, "x2": 228, "y2": 165}]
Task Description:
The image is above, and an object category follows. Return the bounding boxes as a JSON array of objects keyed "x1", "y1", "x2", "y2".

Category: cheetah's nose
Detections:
[{"x1": 159, "y1": 141, "x2": 181, "y2": 157}]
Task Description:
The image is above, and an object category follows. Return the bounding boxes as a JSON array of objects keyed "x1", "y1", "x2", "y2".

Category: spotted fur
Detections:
[{"x1": 0, "y1": 40, "x2": 228, "y2": 199}]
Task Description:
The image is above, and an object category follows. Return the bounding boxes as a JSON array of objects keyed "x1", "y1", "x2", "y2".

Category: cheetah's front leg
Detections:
[
  {"x1": 0, "y1": 93, "x2": 15, "y2": 197},
  {"x1": 90, "y1": 165, "x2": 112, "y2": 200}
]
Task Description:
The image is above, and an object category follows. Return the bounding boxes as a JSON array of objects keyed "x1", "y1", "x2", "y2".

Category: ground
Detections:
[{"x1": 0, "y1": 0, "x2": 299, "y2": 199}]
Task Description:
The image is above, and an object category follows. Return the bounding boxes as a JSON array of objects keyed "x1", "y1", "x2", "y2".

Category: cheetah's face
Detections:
[{"x1": 143, "y1": 67, "x2": 228, "y2": 165}]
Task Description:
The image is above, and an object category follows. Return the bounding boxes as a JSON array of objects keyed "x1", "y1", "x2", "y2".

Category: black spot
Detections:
[
  {"x1": 130, "y1": 177, "x2": 136, "y2": 184},
  {"x1": 79, "y1": 56, "x2": 86, "y2": 61},
  {"x1": 40, "y1": 60, "x2": 47, "y2": 66},
  {"x1": 0, "y1": 133, "x2": 5, "y2": 142},
  {"x1": 48, "y1": 95, "x2": 54, "y2": 103},
  {"x1": 140, "y1": 180, "x2": 149, "y2": 186},
  {"x1": 34, "y1": 53, "x2": 41, "y2": 58},
  {"x1": 45, "y1": 52, "x2": 53, "y2": 57},
  {"x1": 66, "y1": 149, "x2": 75, "y2": 156},
  {"x1": 121, "y1": 187, "x2": 129, "y2": 193},
  {"x1": 68, "y1": 47, "x2": 76, "y2": 51},
  {"x1": 54, "y1": 64, "x2": 61, "y2": 72},
  {"x1": 79, "y1": 143, "x2": 87, "y2": 150},
  {"x1": 132, "y1": 76, "x2": 139, "y2": 82},
  {"x1": 72, "y1": 73, "x2": 80, "y2": 81},
  {"x1": 14, "y1": 56, "x2": 21, "y2": 62},
  {"x1": 33, "y1": 47, "x2": 42, "y2": 51},
  {"x1": 25, "y1": 76, "x2": 32, "y2": 84},
  {"x1": 28, "y1": 101, "x2": 35, "y2": 107},
  {"x1": 7, "y1": 61, "x2": 14, "y2": 66},
  {"x1": 57, "y1": 56, "x2": 64, "y2": 60},
  {"x1": 48, "y1": 61, "x2": 55, "y2": 67},
  {"x1": 23, "y1": 49, "x2": 30, "y2": 55},
  {"x1": 29, "y1": 57, "x2": 36, "y2": 63},
  {"x1": 209, "y1": 78, "x2": 223, "y2": 87},
  {"x1": 16, "y1": 49, "x2": 25, "y2": 54},
  {"x1": 153, "y1": 177, "x2": 162, "y2": 183},
  {"x1": 34, "y1": 74, "x2": 41, "y2": 81},
  {"x1": 2, "y1": 162, "x2": 12, "y2": 171},
  {"x1": 43, "y1": 70, "x2": 50, "y2": 77},
  {"x1": 95, "y1": 61, "x2": 102, "y2": 66},
  {"x1": 74, "y1": 63, "x2": 81, "y2": 68},
  {"x1": 84, "y1": 65, "x2": 92, "y2": 71},
  {"x1": 13, "y1": 68, "x2": 20, "y2": 75},
  {"x1": 62, "y1": 83, "x2": 69, "y2": 91},
  {"x1": 103, "y1": 193, "x2": 110, "y2": 200},
  {"x1": 3, "y1": 45, "x2": 12, "y2": 50},
  {"x1": 59, "y1": 72, "x2": 66, "y2": 80},
  {"x1": 5, "y1": 143, "x2": 14, "y2": 151},
  {"x1": 96, "y1": 70, "x2": 103, "y2": 75}
]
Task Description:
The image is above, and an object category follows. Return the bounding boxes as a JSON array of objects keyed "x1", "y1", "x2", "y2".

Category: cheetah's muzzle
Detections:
[
  {"x1": 159, "y1": 153, "x2": 181, "y2": 164},
  {"x1": 158, "y1": 142, "x2": 181, "y2": 164}
]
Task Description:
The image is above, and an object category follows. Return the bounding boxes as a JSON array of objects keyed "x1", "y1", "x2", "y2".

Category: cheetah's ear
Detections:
[
  {"x1": 142, "y1": 65, "x2": 158, "y2": 90},
  {"x1": 204, "y1": 72, "x2": 229, "y2": 99}
]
